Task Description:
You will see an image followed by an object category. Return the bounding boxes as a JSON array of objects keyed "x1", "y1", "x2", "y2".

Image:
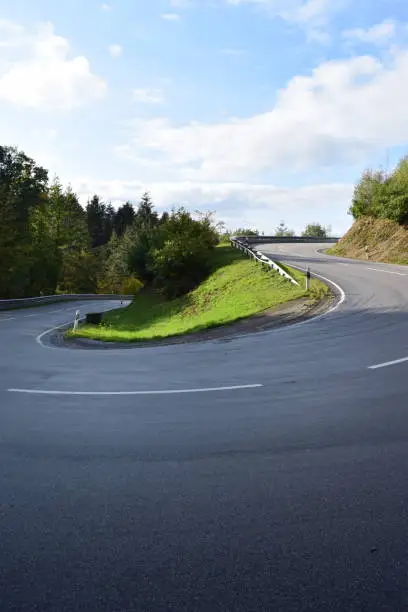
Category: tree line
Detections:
[
  {"x1": 350, "y1": 156, "x2": 408, "y2": 225},
  {"x1": 233, "y1": 222, "x2": 330, "y2": 238},
  {"x1": 0, "y1": 145, "x2": 218, "y2": 299}
]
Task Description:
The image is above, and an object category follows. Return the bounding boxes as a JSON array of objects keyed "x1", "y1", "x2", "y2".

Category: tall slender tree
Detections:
[
  {"x1": 0, "y1": 146, "x2": 48, "y2": 297},
  {"x1": 113, "y1": 201, "x2": 135, "y2": 237},
  {"x1": 86, "y1": 195, "x2": 107, "y2": 248},
  {"x1": 135, "y1": 192, "x2": 159, "y2": 230}
]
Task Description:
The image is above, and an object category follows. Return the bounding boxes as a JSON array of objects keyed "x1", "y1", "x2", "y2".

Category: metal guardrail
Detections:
[
  {"x1": 231, "y1": 238, "x2": 299, "y2": 286},
  {"x1": 0, "y1": 294, "x2": 132, "y2": 311}
]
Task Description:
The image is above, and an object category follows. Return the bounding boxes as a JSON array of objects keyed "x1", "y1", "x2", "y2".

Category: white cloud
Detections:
[
  {"x1": 161, "y1": 13, "x2": 181, "y2": 21},
  {"x1": 133, "y1": 88, "x2": 165, "y2": 104},
  {"x1": 0, "y1": 20, "x2": 106, "y2": 111},
  {"x1": 343, "y1": 20, "x2": 396, "y2": 45},
  {"x1": 0, "y1": 19, "x2": 23, "y2": 46},
  {"x1": 119, "y1": 47, "x2": 408, "y2": 182},
  {"x1": 101, "y1": 3, "x2": 112, "y2": 10},
  {"x1": 108, "y1": 44, "x2": 122, "y2": 58},
  {"x1": 74, "y1": 178, "x2": 352, "y2": 234},
  {"x1": 225, "y1": 0, "x2": 347, "y2": 41}
]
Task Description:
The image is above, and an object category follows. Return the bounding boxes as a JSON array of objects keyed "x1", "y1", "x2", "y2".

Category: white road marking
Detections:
[
  {"x1": 368, "y1": 357, "x2": 408, "y2": 370},
  {"x1": 286, "y1": 265, "x2": 346, "y2": 319},
  {"x1": 0, "y1": 317, "x2": 15, "y2": 322},
  {"x1": 36, "y1": 320, "x2": 75, "y2": 348},
  {"x1": 24, "y1": 314, "x2": 38, "y2": 318},
  {"x1": 366, "y1": 267, "x2": 407, "y2": 276},
  {"x1": 35, "y1": 303, "x2": 124, "y2": 349},
  {"x1": 8, "y1": 384, "x2": 264, "y2": 396}
]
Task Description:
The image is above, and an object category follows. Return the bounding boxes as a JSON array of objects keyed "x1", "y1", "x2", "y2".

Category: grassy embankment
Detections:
[
  {"x1": 328, "y1": 217, "x2": 408, "y2": 265},
  {"x1": 67, "y1": 245, "x2": 329, "y2": 343}
]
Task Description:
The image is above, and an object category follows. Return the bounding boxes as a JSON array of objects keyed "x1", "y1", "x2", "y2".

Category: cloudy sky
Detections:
[{"x1": 1, "y1": 0, "x2": 408, "y2": 234}]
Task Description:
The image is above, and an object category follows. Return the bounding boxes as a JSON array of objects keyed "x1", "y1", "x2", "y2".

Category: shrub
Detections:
[
  {"x1": 121, "y1": 276, "x2": 144, "y2": 295},
  {"x1": 147, "y1": 208, "x2": 218, "y2": 298},
  {"x1": 149, "y1": 238, "x2": 213, "y2": 298}
]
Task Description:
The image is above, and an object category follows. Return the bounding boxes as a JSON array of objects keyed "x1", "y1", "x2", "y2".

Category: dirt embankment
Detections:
[{"x1": 329, "y1": 217, "x2": 408, "y2": 265}]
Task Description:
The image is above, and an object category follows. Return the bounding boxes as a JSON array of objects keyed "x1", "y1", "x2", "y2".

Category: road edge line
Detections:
[{"x1": 8, "y1": 384, "x2": 264, "y2": 396}]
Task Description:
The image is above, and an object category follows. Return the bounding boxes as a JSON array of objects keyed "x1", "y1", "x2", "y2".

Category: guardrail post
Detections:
[
  {"x1": 306, "y1": 267, "x2": 311, "y2": 291},
  {"x1": 73, "y1": 310, "x2": 80, "y2": 331}
]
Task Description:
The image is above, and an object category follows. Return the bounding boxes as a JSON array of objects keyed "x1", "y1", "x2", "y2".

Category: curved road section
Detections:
[{"x1": 1, "y1": 244, "x2": 408, "y2": 611}]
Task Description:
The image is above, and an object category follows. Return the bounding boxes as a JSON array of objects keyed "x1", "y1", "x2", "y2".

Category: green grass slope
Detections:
[
  {"x1": 68, "y1": 245, "x2": 328, "y2": 343},
  {"x1": 328, "y1": 217, "x2": 408, "y2": 265}
]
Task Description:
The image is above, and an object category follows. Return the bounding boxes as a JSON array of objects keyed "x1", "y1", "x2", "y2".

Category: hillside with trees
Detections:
[
  {"x1": 0, "y1": 145, "x2": 219, "y2": 299},
  {"x1": 330, "y1": 155, "x2": 408, "y2": 264},
  {"x1": 349, "y1": 158, "x2": 408, "y2": 225}
]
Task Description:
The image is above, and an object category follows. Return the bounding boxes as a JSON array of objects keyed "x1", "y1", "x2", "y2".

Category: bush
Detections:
[
  {"x1": 96, "y1": 206, "x2": 219, "y2": 299},
  {"x1": 121, "y1": 277, "x2": 144, "y2": 295},
  {"x1": 147, "y1": 208, "x2": 218, "y2": 298},
  {"x1": 149, "y1": 238, "x2": 213, "y2": 298}
]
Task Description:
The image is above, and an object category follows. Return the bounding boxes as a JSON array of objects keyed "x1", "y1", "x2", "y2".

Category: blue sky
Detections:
[{"x1": 1, "y1": 0, "x2": 408, "y2": 234}]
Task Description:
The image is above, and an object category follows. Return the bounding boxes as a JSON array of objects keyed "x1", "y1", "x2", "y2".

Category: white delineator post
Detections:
[
  {"x1": 306, "y1": 267, "x2": 311, "y2": 291},
  {"x1": 73, "y1": 310, "x2": 80, "y2": 331}
]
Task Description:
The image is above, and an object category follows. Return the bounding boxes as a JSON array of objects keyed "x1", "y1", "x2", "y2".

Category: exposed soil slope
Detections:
[{"x1": 329, "y1": 217, "x2": 408, "y2": 265}]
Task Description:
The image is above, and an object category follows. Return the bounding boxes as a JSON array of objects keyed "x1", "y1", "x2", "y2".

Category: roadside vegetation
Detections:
[
  {"x1": 0, "y1": 145, "x2": 219, "y2": 300},
  {"x1": 2, "y1": 143, "x2": 331, "y2": 342},
  {"x1": 328, "y1": 153, "x2": 408, "y2": 264},
  {"x1": 68, "y1": 246, "x2": 328, "y2": 343}
]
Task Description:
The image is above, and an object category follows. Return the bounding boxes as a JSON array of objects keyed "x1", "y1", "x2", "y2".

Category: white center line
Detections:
[
  {"x1": 8, "y1": 384, "x2": 264, "y2": 396},
  {"x1": 366, "y1": 267, "x2": 407, "y2": 276},
  {"x1": 24, "y1": 314, "x2": 38, "y2": 318},
  {"x1": 0, "y1": 317, "x2": 15, "y2": 322},
  {"x1": 368, "y1": 357, "x2": 408, "y2": 370}
]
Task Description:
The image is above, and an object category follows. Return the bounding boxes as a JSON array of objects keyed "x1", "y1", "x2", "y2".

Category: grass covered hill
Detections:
[{"x1": 68, "y1": 245, "x2": 328, "y2": 343}]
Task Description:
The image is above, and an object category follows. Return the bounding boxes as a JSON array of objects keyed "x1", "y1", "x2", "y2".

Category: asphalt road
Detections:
[{"x1": 1, "y1": 244, "x2": 408, "y2": 612}]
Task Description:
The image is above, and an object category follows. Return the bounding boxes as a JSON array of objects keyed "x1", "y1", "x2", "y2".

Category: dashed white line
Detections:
[
  {"x1": 24, "y1": 314, "x2": 38, "y2": 318},
  {"x1": 0, "y1": 317, "x2": 15, "y2": 322},
  {"x1": 368, "y1": 357, "x2": 408, "y2": 370},
  {"x1": 8, "y1": 384, "x2": 264, "y2": 396},
  {"x1": 366, "y1": 267, "x2": 407, "y2": 276}
]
